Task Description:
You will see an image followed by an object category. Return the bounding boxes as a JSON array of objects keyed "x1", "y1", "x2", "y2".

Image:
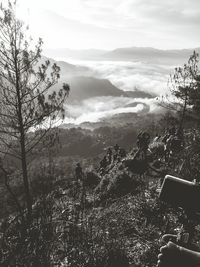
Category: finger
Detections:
[
  {"x1": 158, "y1": 253, "x2": 164, "y2": 260},
  {"x1": 167, "y1": 241, "x2": 180, "y2": 250},
  {"x1": 160, "y1": 245, "x2": 168, "y2": 253},
  {"x1": 156, "y1": 259, "x2": 161, "y2": 267},
  {"x1": 160, "y1": 241, "x2": 179, "y2": 253},
  {"x1": 161, "y1": 234, "x2": 177, "y2": 244}
]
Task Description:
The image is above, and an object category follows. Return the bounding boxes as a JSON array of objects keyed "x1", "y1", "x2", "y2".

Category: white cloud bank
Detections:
[
  {"x1": 64, "y1": 96, "x2": 160, "y2": 124},
  {"x1": 66, "y1": 60, "x2": 172, "y2": 95},
  {"x1": 59, "y1": 59, "x2": 171, "y2": 124}
]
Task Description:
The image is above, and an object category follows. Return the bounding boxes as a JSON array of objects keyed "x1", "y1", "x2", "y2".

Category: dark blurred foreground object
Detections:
[
  {"x1": 157, "y1": 239, "x2": 200, "y2": 267},
  {"x1": 159, "y1": 175, "x2": 200, "y2": 213},
  {"x1": 157, "y1": 175, "x2": 200, "y2": 267}
]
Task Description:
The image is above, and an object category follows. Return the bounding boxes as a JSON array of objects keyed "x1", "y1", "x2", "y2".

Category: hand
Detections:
[
  {"x1": 157, "y1": 234, "x2": 199, "y2": 267},
  {"x1": 157, "y1": 241, "x2": 182, "y2": 267}
]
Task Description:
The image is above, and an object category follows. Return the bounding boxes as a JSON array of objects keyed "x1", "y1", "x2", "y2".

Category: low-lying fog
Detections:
[{"x1": 53, "y1": 58, "x2": 176, "y2": 125}]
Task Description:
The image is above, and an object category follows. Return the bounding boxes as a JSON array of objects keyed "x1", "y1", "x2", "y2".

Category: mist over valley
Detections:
[{"x1": 45, "y1": 46, "x2": 200, "y2": 126}]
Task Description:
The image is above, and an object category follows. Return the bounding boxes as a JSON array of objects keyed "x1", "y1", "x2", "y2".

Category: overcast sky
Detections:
[{"x1": 16, "y1": 0, "x2": 200, "y2": 50}]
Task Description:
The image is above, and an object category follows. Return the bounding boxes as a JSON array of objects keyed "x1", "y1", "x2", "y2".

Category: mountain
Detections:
[
  {"x1": 102, "y1": 47, "x2": 200, "y2": 64},
  {"x1": 57, "y1": 76, "x2": 155, "y2": 102},
  {"x1": 57, "y1": 60, "x2": 90, "y2": 77},
  {"x1": 44, "y1": 47, "x2": 200, "y2": 65},
  {"x1": 41, "y1": 56, "x2": 92, "y2": 77},
  {"x1": 43, "y1": 57, "x2": 126, "y2": 101},
  {"x1": 44, "y1": 57, "x2": 155, "y2": 103},
  {"x1": 65, "y1": 76, "x2": 127, "y2": 101},
  {"x1": 44, "y1": 48, "x2": 107, "y2": 61}
]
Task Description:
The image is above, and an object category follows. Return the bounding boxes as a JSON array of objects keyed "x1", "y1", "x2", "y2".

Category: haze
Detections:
[{"x1": 16, "y1": 0, "x2": 200, "y2": 51}]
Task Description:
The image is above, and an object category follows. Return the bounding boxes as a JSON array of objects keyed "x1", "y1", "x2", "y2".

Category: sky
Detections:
[{"x1": 13, "y1": 0, "x2": 200, "y2": 50}]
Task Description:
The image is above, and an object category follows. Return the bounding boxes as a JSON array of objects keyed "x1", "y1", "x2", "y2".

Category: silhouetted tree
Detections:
[
  {"x1": 0, "y1": 1, "x2": 69, "y2": 218},
  {"x1": 160, "y1": 51, "x2": 200, "y2": 128}
]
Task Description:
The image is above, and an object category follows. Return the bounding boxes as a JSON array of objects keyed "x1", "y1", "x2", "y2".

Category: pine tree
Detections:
[
  {"x1": 0, "y1": 1, "x2": 69, "y2": 218},
  {"x1": 160, "y1": 51, "x2": 200, "y2": 128}
]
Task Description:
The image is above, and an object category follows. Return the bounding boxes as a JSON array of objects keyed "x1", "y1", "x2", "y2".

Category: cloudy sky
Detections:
[{"x1": 16, "y1": 0, "x2": 200, "y2": 50}]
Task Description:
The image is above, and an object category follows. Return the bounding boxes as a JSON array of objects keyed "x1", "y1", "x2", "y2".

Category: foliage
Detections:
[
  {"x1": 2, "y1": 125, "x2": 200, "y2": 266},
  {"x1": 2, "y1": 48, "x2": 200, "y2": 267},
  {"x1": 0, "y1": 1, "x2": 69, "y2": 216},
  {"x1": 160, "y1": 51, "x2": 200, "y2": 128},
  {"x1": 1, "y1": 196, "x2": 55, "y2": 267},
  {"x1": 95, "y1": 162, "x2": 145, "y2": 201}
]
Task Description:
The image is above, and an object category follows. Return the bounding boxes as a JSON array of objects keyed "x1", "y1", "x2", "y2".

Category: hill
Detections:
[
  {"x1": 55, "y1": 76, "x2": 127, "y2": 102},
  {"x1": 44, "y1": 47, "x2": 200, "y2": 65},
  {"x1": 53, "y1": 74, "x2": 154, "y2": 103},
  {"x1": 44, "y1": 48, "x2": 107, "y2": 60},
  {"x1": 102, "y1": 47, "x2": 200, "y2": 64},
  {"x1": 40, "y1": 56, "x2": 91, "y2": 78}
]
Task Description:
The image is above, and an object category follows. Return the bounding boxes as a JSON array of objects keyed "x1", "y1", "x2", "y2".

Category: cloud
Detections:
[
  {"x1": 54, "y1": 0, "x2": 200, "y2": 30},
  {"x1": 64, "y1": 96, "x2": 160, "y2": 124},
  {"x1": 17, "y1": 0, "x2": 200, "y2": 50},
  {"x1": 60, "y1": 59, "x2": 172, "y2": 124},
  {"x1": 67, "y1": 60, "x2": 171, "y2": 95},
  {"x1": 117, "y1": 0, "x2": 200, "y2": 24}
]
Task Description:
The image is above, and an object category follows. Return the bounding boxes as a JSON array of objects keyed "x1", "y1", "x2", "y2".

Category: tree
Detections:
[
  {"x1": 187, "y1": 55, "x2": 200, "y2": 119},
  {"x1": 0, "y1": 1, "x2": 69, "y2": 218},
  {"x1": 160, "y1": 51, "x2": 200, "y2": 129}
]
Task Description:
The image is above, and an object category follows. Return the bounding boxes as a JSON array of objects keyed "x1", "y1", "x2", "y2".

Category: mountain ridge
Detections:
[{"x1": 44, "y1": 46, "x2": 200, "y2": 63}]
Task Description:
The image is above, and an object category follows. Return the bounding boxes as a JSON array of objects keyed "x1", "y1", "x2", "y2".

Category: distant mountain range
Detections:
[
  {"x1": 44, "y1": 46, "x2": 200, "y2": 64},
  {"x1": 43, "y1": 46, "x2": 200, "y2": 104},
  {"x1": 54, "y1": 76, "x2": 154, "y2": 102},
  {"x1": 103, "y1": 47, "x2": 200, "y2": 64},
  {"x1": 43, "y1": 56, "x2": 155, "y2": 102},
  {"x1": 40, "y1": 53, "x2": 167, "y2": 127},
  {"x1": 44, "y1": 48, "x2": 107, "y2": 61}
]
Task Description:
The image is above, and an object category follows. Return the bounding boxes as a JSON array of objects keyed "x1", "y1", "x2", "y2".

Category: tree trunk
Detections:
[
  {"x1": 20, "y1": 132, "x2": 32, "y2": 219},
  {"x1": 180, "y1": 95, "x2": 187, "y2": 130},
  {"x1": 13, "y1": 34, "x2": 32, "y2": 219}
]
